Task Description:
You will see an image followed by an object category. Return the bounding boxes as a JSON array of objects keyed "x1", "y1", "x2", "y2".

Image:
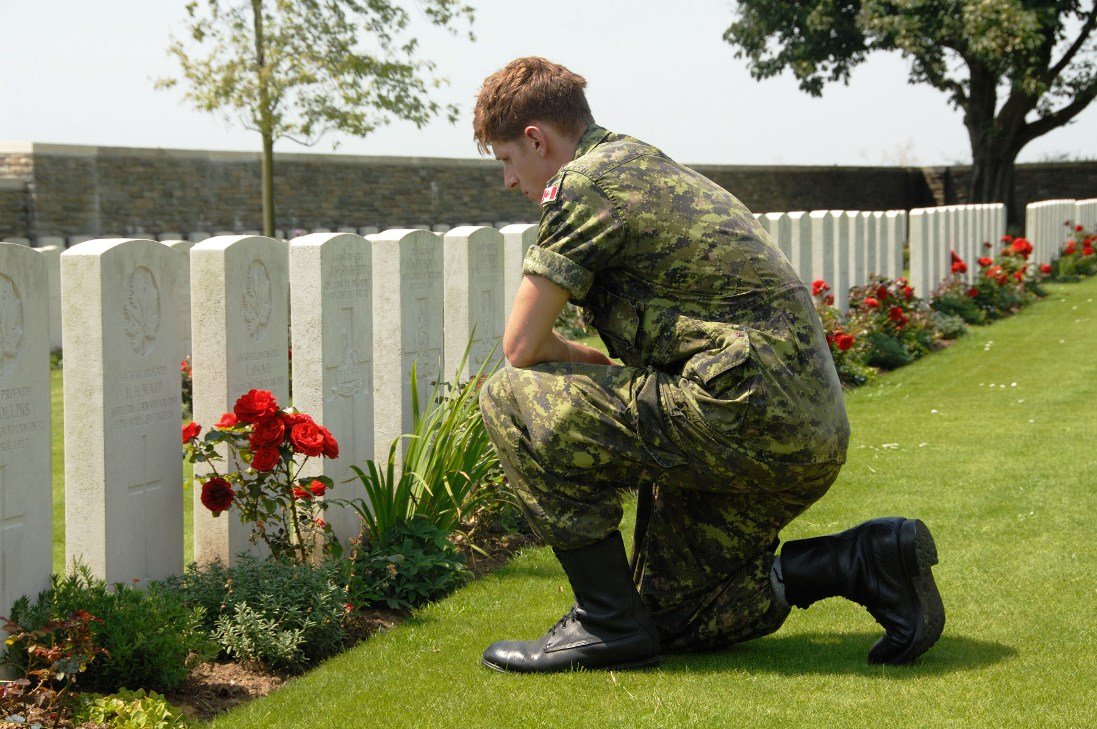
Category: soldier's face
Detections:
[{"x1": 492, "y1": 136, "x2": 556, "y2": 203}]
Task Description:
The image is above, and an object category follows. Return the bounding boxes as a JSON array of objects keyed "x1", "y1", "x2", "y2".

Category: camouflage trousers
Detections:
[{"x1": 479, "y1": 361, "x2": 842, "y2": 652}]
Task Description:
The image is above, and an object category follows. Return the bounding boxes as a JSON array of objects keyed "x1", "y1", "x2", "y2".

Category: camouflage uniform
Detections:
[{"x1": 479, "y1": 125, "x2": 850, "y2": 651}]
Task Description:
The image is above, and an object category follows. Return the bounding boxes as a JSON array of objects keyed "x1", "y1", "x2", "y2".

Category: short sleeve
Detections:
[{"x1": 523, "y1": 171, "x2": 624, "y2": 301}]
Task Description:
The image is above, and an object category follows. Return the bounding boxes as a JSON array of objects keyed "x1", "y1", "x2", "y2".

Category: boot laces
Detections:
[{"x1": 549, "y1": 607, "x2": 577, "y2": 637}]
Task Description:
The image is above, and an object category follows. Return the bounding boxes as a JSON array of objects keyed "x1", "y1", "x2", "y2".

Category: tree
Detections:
[
  {"x1": 723, "y1": 1, "x2": 1097, "y2": 223},
  {"x1": 159, "y1": 0, "x2": 474, "y2": 236}
]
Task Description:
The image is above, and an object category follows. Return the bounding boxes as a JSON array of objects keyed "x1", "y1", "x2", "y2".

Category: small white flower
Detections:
[
  {"x1": 1011, "y1": 382, "x2": 1018, "y2": 387},
  {"x1": 930, "y1": 409, "x2": 939, "y2": 414}
]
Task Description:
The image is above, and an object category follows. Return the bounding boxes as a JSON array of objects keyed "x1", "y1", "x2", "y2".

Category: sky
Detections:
[{"x1": 2, "y1": 0, "x2": 1096, "y2": 167}]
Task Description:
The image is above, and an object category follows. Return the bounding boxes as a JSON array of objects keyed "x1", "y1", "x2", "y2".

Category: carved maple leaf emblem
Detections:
[
  {"x1": 243, "y1": 260, "x2": 272, "y2": 340},
  {"x1": 0, "y1": 274, "x2": 23, "y2": 375},
  {"x1": 123, "y1": 267, "x2": 160, "y2": 357}
]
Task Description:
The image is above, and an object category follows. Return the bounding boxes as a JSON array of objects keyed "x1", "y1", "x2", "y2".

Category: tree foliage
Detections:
[
  {"x1": 158, "y1": 0, "x2": 474, "y2": 234},
  {"x1": 724, "y1": 1, "x2": 1097, "y2": 220}
]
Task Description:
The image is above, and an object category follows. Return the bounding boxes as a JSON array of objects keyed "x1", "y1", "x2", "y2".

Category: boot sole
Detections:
[
  {"x1": 481, "y1": 654, "x2": 661, "y2": 674},
  {"x1": 873, "y1": 518, "x2": 945, "y2": 665}
]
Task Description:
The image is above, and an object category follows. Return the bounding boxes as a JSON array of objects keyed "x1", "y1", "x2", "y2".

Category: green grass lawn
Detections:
[{"x1": 207, "y1": 278, "x2": 1096, "y2": 728}]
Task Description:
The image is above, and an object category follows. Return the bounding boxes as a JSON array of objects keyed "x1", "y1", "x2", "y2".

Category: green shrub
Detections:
[
  {"x1": 213, "y1": 602, "x2": 309, "y2": 670},
  {"x1": 6, "y1": 566, "x2": 213, "y2": 693},
  {"x1": 932, "y1": 292, "x2": 986, "y2": 324},
  {"x1": 343, "y1": 518, "x2": 467, "y2": 611},
  {"x1": 930, "y1": 311, "x2": 968, "y2": 340},
  {"x1": 158, "y1": 554, "x2": 345, "y2": 670},
  {"x1": 865, "y1": 331, "x2": 914, "y2": 370},
  {"x1": 74, "y1": 688, "x2": 193, "y2": 728}
]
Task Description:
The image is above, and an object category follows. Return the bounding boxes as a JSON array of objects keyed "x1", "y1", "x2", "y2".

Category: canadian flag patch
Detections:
[{"x1": 540, "y1": 184, "x2": 559, "y2": 205}]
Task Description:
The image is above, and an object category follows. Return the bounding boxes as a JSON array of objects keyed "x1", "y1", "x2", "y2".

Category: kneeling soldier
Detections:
[{"x1": 473, "y1": 57, "x2": 945, "y2": 673}]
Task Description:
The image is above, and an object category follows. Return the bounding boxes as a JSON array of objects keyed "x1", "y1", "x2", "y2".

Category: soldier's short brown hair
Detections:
[{"x1": 473, "y1": 57, "x2": 593, "y2": 154}]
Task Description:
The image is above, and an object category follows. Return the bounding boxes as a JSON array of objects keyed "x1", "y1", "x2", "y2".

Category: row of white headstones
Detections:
[{"x1": 1, "y1": 197, "x2": 1093, "y2": 624}]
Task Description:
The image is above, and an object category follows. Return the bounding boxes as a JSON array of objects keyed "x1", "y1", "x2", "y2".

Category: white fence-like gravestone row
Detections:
[
  {"x1": 1025, "y1": 199, "x2": 1077, "y2": 265},
  {"x1": 910, "y1": 203, "x2": 1008, "y2": 297},
  {"x1": 191, "y1": 235, "x2": 290, "y2": 564},
  {"x1": 0, "y1": 244, "x2": 53, "y2": 647},
  {"x1": 61, "y1": 239, "x2": 186, "y2": 584},
  {"x1": 1076, "y1": 198, "x2": 1097, "y2": 230},
  {"x1": 3, "y1": 194, "x2": 1088, "y2": 614}
]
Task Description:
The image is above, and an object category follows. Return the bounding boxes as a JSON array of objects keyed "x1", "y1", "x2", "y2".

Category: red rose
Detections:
[
  {"x1": 308, "y1": 480, "x2": 327, "y2": 497},
  {"x1": 951, "y1": 261, "x2": 967, "y2": 274},
  {"x1": 290, "y1": 419, "x2": 326, "y2": 457},
  {"x1": 875, "y1": 285, "x2": 889, "y2": 300},
  {"x1": 182, "y1": 421, "x2": 201, "y2": 443},
  {"x1": 950, "y1": 250, "x2": 962, "y2": 264},
  {"x1": 319, "y1": 426, "x2": 339, "y2": 459},
  {"x1": 1040, "y1": 263, "x2": 1052, "y2": 274},
  {"x1": 864, "y1": 297, "x2": 880, "y2": 308},
  {"x1": 279, "y1": 411, "x2": 312, "y2": 429},
  {"x1": 314, "y1": 517, "x2": 327, "y2": 528},
  {"x1": 823, "y1": 294, "x2": 835, "y2": 306},
  {"x1": 903, "y1": 286, "x2": 914, "y2": 300},
  {"x1": 967, "y1": 287, "x2": 979, "y2": 298},
  {"x1": 216, "y1": 412, "x2": 238, "y2": 429},
  {"x1": 887, "y1": 306, "x2": 905, "y2": 322},
  {"x1": 1011, "y1": 239, "x2": 1033, "y2": 258},
  {"x1": 1064, "y1": 242, "x2": 1076, "y2": 255},
  {"x1": 201, "y1": 477, "x2": 234, "y2": 514},
  {"x1": 812, "y1": 279, "x2": 830, "y2": 296},
  {"x1": 249, "y1": 416, "x2": 286, "y2": 450},
  {"x1": 251, "y1": 446, "x2": 280, "y2": 471},
  {"x1": 1000, "y1": 235, "x2": 1012, "y2": 243},
  {"x1": 978, "y1": 257, "x2": 993, "y2": 267},
  {"x1": 180, "y1": 359, "x2": 192, "y2": 377},
  {"x1": 292, "y1": 485, "x2": 312, "y2": 500},
  {"x1": 1076, "y1": 225, "x2": 1084, "y2": 232},
  {"x1": 234, "y1": 389, "x2": 279, "y2": 424},
  {"x1": 835, "y1": 333, "x2": 855, "y2": 352},
  {"x1": 1084, "y1": 245, "x2": 1095, "y2": 257},
  {"x1": 986, "y1": 265, "x2": 1004, "y2": 279},
  {"x1": 1013, "y1": 270, "x2": 1024, "y2": 282}
]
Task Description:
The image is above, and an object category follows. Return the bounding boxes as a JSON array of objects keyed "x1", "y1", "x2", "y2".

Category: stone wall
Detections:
[
  {"x1": 1, "y1": 142, "x2": 1094, "y2": 240},
  {"x1": 0, "y1": 180, "x2": 27, "y2": 238}
]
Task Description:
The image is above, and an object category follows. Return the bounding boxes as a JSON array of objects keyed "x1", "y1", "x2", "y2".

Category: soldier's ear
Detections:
[{"x1": 523, "y1": 125, "x2": 549, "y2": 157}]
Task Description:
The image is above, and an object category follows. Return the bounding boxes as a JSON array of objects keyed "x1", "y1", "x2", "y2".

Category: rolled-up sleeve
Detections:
[{"x1": 523, "y1": 171, "x2": 624, "y2": 302}]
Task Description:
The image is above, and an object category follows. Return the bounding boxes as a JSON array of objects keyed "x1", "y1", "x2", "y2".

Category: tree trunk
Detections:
[
  {"x1": 969, "y1": 145, "x2": 1018, "y2": 229},
  {"x1": 252, "y1": 0, "x2": 275, "y2": 237},
  {"x1": 260, "y1": 131, "x2": 275, "y2": 237}
]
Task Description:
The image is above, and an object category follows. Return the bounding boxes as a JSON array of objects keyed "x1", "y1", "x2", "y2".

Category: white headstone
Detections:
[
  {"x1": 846, "y1": 211, "x2": 866, "y2": 291},
  {"x1": 163, "y1": 240, "x2": 195, "y2": 358},
  {"x1": 908, "y1": 209, "x2": 930, "y2": 299},
  {"x1": 190, "y1": 235, "x2": 289, "y2": 565},
  {"x1": 809, "y1": 211, "x2": 836, "y2": 304},
  {"x1": 868, "y1": 211, "x2": 884, "y2": 277},
  {"x1": 787, "y1": 212, "x2": 812, "y2": 286},
  {"x1": 371, "y1": 229, "x2": 443, "y2": 463},
  {"x1": 443, "y1": 227, "x2": 505, "y2": 380},
  {"x1": 61, "y1": 239, "x2": 185, "y2": 582},
  {"x1": 501, "y1": 224, "x2": 538, "y2": 323},
  {"x1": 0, "y1": 244, "x2": 52, "y2": 643},
  {"x1": 764, "y1": 212, "x2": 792, "y2": 261},
  {"x1": 832, "y1": 212, "x2": 851, "y2": 312},
  {"x1": 289, "y1": 232, "x2": 373, "y2": 546},
  {"x1": 36, "y1": 245, "x2": 63, "y2": 351}
]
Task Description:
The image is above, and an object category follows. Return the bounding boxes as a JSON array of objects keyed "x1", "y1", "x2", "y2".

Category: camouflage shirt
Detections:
[{"x1": 522, "y1": 124, "x2": 849, "y2": 466}]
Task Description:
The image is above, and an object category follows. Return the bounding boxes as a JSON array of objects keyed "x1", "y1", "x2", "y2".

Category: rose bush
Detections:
[{"x1": 183, "y1": 389, "x2": 340, "y2": 563}]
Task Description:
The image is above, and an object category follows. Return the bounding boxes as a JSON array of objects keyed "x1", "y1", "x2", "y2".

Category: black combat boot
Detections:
[
  {"x1": 775, "y1": 517, "x2": 945, "y2": 665},
  {"x1": 481, "y1": 531, "x2": 660, "y2": 673}
]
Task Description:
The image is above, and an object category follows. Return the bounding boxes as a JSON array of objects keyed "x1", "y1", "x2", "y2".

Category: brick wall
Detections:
[{"x1": 2, "y1": 143, "x2": 1093, "y2": 240}]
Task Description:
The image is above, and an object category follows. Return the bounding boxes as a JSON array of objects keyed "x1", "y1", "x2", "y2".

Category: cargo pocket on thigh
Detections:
[{"x1": 678, "y1": 329, "x2": 762, "y2": 438}]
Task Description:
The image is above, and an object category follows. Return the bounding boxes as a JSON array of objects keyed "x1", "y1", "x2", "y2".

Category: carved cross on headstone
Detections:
[
  {"x1": 125, "y1": 432, "x2": 162, "y2": 578},
  {"x1": 327, "y1": 306, "x2": 372, "y2": 464}
]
